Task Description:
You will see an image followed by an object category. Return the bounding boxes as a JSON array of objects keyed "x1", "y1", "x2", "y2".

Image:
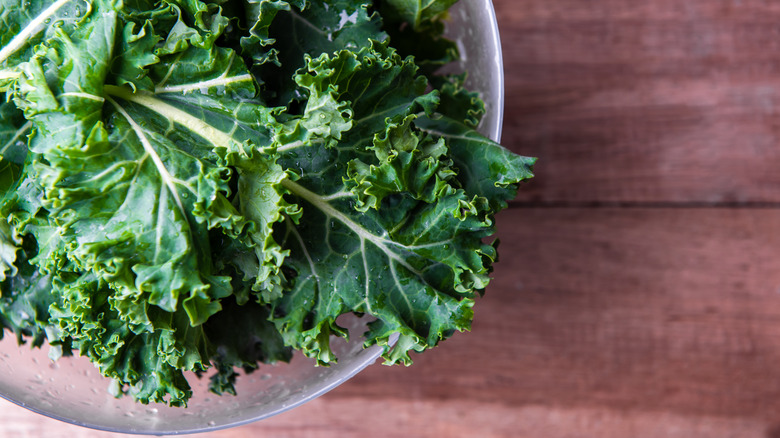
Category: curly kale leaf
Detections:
[
  {"x1": 269, "y1": 42, "x2": 530, "y2": 365},
  {"x1": 379, "y1": 0, "x2": 457, "y2": 32}
]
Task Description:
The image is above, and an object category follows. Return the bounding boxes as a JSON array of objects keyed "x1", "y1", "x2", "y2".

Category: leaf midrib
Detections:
[
  {"x1": 106, "y1": 95, "x2": 187, "y2": 218},
  {"x1": 104, "y1": 85, "x2": 243, "y2": 154},
  {"x1": 281, "y1": 179, "x2": 422, "y2": 274}
]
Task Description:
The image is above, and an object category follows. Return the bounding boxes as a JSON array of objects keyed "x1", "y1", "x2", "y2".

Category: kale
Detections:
[{"x1": 0, "y1": 0, "x2": 534, "y2": 405}]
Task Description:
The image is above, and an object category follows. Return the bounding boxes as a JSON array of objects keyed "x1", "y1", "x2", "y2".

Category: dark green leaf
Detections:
[
  {"x1": 251, "y1": 0, "x2": 385, "y2": 105},
  {"x1": 379, "y1": 0, "x2": 457, "y2": 31}
]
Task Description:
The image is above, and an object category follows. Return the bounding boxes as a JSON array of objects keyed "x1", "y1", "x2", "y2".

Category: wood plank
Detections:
[
  {"x1": 5, "y1": 208, "x2": 780, "y2": 437},
  {"x1": 496, "y1": 0, "x2": 780, "y2": 203},
  {"x1": 335, "y1": 207, "x2": 780, "y2": 424}
]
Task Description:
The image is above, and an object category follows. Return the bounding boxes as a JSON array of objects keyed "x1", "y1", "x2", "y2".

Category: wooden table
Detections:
[{"x1": 5, "y1": 0, "x2": 780, "y2": 436}]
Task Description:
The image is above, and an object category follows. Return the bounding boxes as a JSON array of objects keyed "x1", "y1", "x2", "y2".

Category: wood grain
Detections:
[{"x1": 500, "y1": 0, "x2": 780, "y2": 204}]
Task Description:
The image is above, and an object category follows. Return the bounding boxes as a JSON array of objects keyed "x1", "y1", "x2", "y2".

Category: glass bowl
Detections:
[{"x1": 0, "y1": 0, "x2": 505, "y2": 434}]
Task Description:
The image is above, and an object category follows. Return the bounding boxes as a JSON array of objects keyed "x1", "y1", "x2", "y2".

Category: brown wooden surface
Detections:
[
  {"x1": 503, "y1": 0, "x2": 780, "y2": 204},
  {"x1": 5, "y1": 0, "x2": 780, "y2": 437}
]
